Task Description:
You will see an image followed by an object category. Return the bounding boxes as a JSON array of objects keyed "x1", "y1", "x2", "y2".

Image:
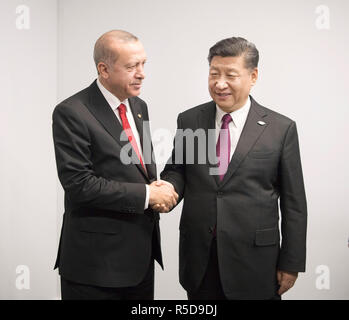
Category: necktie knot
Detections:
[
  {"x1": 118, "y1": 103, "x2": 126, "y2": 115},
  {"x1": 221, "y1": 114, "x2": 232, "y2": 127}
]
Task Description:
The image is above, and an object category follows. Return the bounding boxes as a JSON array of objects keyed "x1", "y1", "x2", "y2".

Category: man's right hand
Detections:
[{"x1": 149, "y1": 180, "x2": 178, "y2": 213}]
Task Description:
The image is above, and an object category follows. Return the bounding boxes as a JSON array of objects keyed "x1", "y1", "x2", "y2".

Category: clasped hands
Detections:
[{"x1": 149, "y1": 180, "x2": 178, "y2": 213}]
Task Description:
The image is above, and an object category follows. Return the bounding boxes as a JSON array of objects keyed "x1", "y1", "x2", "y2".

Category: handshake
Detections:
[{"x1": 149, "y1": 180, "x2": 178, "y2": 213}]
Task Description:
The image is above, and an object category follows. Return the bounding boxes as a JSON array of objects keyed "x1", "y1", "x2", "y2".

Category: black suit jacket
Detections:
[
  {"x1": 52, "y1": 80, "x2": 162, "y2": 288},
  {"x1": 161, "y1": 96, "x2": 307, "y2": 299}
]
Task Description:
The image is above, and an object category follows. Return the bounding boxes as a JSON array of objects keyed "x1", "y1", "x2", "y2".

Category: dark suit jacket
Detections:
[
  {"x1": 161, "y1": 96, "x2": 307, "y2": 299},
  {"x1": 52, "y1": 80, "x2": 162, "y2": 288}
]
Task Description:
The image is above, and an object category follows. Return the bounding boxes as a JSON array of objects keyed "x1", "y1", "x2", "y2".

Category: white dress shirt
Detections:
[
  {"x1": 96, "y1": 79, "x2": 149, "y2": 209},
  {"x1": 215, "y1": 96, "x2": 251, "y2": 160}
]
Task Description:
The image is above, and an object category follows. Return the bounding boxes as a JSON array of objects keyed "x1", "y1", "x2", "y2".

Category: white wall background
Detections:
[
  {"x1": 0, "y1": 0, "x2": 58, "y2": 299},
  {"x1": 1, "y1": 0, "x2": 348, "y2": 299}
]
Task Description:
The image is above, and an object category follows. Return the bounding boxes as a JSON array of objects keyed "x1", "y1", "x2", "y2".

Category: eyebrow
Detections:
[
  {"x1": 210, "y1": 66, "x2": 239, "y2": 73},
  {"x1": 124, "y1": 59, "x2": 147, "y2": 67},
  {"x1": 226, "y1": 68, "x2": 239, "y2": 73}
]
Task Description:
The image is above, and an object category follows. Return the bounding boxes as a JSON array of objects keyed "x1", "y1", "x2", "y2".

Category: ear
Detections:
[
  {"x1": 250, "y1": 68, "x2": 258, "y2": 86},
  {"x1": 97, "y1": 62, "x2": 109, "y2": 79}
]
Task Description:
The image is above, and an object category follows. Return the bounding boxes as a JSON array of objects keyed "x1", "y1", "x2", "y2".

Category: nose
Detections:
[
  {"x1": 136, "y1": 65, "x2": 145, "y2": 80},
  {"x1": 215, "y1": 79, "x2": 228, "y2": 90}
]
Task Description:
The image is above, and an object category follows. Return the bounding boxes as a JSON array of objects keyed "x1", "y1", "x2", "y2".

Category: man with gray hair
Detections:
[
  {"x1": 52, "y1": 30, "x2": 178, "y2": 299},
  {"x1": 159, "y1": 37, "x2": 307, "y2": 300}
]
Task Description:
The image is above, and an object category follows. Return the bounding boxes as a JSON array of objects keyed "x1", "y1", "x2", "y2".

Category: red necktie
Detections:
[{"x1": 118, "y1": 103, "x2": 146, "y2": 172}]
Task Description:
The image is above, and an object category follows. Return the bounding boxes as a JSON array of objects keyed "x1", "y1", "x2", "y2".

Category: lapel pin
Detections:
[
  {"x1": 257, "y1": 121, "x2": 266, "y2": 126},
  {"x1": 138, "y1": 113, "x2": 142, "y2": 119}
]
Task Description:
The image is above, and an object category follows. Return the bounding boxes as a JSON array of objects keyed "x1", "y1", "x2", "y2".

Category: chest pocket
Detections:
[{"x1": 248, "y1": 150, "x2": 278, "y2": 159}]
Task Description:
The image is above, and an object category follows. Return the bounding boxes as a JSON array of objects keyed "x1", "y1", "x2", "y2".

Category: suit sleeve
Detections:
[
  {"x1": 52, "y1": 103, "x2": 146, "y2": 214},
  {"x1": 160, "y1": 114, "x2": 186, "y2": 203},
  {"x1": 278, "y1": 121, "x2": 307, "y2": 272}
]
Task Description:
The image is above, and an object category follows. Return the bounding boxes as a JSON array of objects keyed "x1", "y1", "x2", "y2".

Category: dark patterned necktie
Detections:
[{"x1": 216, "y1": 114, "x2": 232, "y2": 181}]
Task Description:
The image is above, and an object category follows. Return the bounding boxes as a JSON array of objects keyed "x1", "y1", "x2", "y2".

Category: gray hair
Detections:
[
  {"x1": 208, "y1": 37, "x2": 259, "y2": 70},
  {"x1": 93, "y1": 30, "x2": 138, "y2": 72}
]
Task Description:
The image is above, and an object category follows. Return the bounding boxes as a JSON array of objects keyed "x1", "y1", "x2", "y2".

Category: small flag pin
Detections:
[{"x1": 257, "y1": 121, "x2": 266, "y2": 126}]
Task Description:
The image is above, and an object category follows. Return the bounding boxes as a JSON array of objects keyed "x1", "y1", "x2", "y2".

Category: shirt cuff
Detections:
[{"x1": 144, "y1": 184, "x2": 150, "y2": 210}]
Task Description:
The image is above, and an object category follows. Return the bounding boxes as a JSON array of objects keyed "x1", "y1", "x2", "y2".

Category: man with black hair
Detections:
[{"x1": 159, "y1": 37, "x2": 307, "y2": 300}]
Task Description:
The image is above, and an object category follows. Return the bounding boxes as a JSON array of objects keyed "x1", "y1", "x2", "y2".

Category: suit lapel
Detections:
[
  {"x1": 86, "y1": 81, "x2": 150, "y2": 181},
  {"x1": 87, "y1": 80, "x2": 127, "y2": 148},
  {"x1": 198, "y1": 101, "x2": 219, "y2": 187},
  {"x1": 218, "y1": 97, "x2": 269, "y2": 188},
  {"x1": 129, "y1": 97, "x2": 144, "y2": 144},
  {"x1": 129, "y1": 97, "x2": 157, "y2": 181}
]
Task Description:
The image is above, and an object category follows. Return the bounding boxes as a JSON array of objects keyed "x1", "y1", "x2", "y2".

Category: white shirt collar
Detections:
[
  {"x1": 216, "y1": 96, "x2": 251, "y2": 128},
  {"x1": 96, "y1": 78, "x2": 130, "y2": 113}
]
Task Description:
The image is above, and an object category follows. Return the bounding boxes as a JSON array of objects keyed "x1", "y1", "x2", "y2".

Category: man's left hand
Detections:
[{"x1": 277, "y1": 270, "x2": 298, "y2": 295}]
